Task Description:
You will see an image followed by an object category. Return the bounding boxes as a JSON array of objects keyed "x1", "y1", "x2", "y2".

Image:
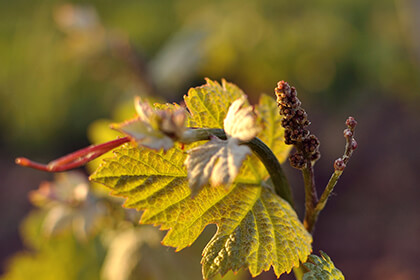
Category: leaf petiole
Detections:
[{"x1": 15, "y1": 137, "x2": 130, "y2": 172}]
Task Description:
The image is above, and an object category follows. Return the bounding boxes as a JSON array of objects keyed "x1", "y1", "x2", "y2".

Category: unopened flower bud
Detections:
[
  {"x1": 334, "y1": 158, "x2": 346, "y2": 171},
  {"x1": 293, "y1": 108, "x2": 308, "y2": 125},
  {"x1": 284, "y1": 137, "x2": 294, "y2": 145},
  {"x1": 346, "y1": 116, "x2": 357, "y2": 129},
  {"x1": 289, "y1": 152, "x2": 306, "y2": 169},
  {"x1": 276, "y1": 80, "x2": 289, "y2": 92},
  {"x1": 351, "y1": 138, "x2": 358, "y2": 150},
  {"x1": 290, "y1": 128, "x2": 309, "y2": 141},
  {"x1": 310, "y1": 151, "x2": 321, "y2": 162},
  {"x1": 280, "y1": 107, "x2": 294, "y2": 118},
  {"x1": 284, "y1": 129, "x2": 294, "y2": 145},
  {"x1": 281, "y1": 118, "x2": 293, "y2": 129},
  {"x1": 289, "y1": 97, "x2": 301, "y2": 109},
  {"x1": 343, "y1": 128, "x2": 353, "y2": 138},
  {"x1": 303, "y1": 134, "x2": 320, "y2": 155}
]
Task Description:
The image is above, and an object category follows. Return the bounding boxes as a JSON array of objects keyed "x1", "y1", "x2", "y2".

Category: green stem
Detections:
[
  {"x1": 303, "y1": 116, "x2": 356, "y2": 232},
  {"x1": 246, "y1": 138, "x2": 294, "y2": 208},
  {"x1": 182, "y1": 128, "x2": 295, "y2": 208},
  {"x1": 302, "y1": 161, "x2": 318, "y2": 233},
  {"x1": 314, "y1": 170, "x2": 343, "y2": 214},
  {"x1": 302, "y1": 166, "x2": 344, "y2": 234}
]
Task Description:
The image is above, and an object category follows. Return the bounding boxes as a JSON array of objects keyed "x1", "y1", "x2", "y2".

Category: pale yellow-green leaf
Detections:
[
  {"x1": 202, "y1": 186, "x2": 312, "y2": 278},
  {"x1": 184, "y1": 78, "x2": 245, "y2": 128},
  {"x1": 91, "y1": 79, "x2": 311, "y2": 279},
  {"x1": 256, "y1": 94, "x2": 292, "y2": 163}
]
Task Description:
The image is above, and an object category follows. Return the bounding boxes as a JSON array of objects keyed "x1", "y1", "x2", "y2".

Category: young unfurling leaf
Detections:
[
  {"x1": 112, "y1": 97, "x2": 186, "y2": 151},
  {"x1": 185, "y1": 136, "x2": 251, "y2": 194},
  {"x1": 185, "y1": 97, "x2": 260, "y2": 193},
  {"x1": 223, "y1": 96, "x2": 261, "y2": 142}
]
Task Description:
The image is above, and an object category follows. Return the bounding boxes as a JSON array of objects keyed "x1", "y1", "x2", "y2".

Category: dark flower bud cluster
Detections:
[
  {"x1": 275, "y1": 81, "x2": 320, "y2": 169},
  {"x1": 334, "y1": 116, "x2": 358, "y2": 172}
]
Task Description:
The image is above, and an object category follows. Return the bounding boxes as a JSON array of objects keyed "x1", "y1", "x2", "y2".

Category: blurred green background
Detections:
[{"x1": 1, "y1": 0, "x2": 419, "y2": 279}]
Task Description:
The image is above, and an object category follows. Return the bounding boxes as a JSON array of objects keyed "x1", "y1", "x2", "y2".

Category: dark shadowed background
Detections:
[{"x1": 1, "y1": 0, "x2": 419, "y2": 279}]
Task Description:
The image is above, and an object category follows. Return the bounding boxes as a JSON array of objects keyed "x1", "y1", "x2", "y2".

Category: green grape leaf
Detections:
[
  {"x1": 184, "y1": 78, "x2": 245, "y2": 128},
  {"x1": 303, "y1": 251, "x2": 345, "y2": 280},
  {"x1": 91, "y1": 79, "x2": 311, "y2": 279},
  {"x1": 257, "y1": 94, "x2": 291, "y2": 163},
  {"x1": 201, "y1": 184, "x2": 311, "y2": 278}
]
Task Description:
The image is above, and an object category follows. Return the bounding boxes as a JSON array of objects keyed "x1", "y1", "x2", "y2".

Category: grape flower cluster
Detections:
[
  {"x1": 275, "y1": 81, "x2": 320, "y2": 169},
  {"x1": 333, "y1": 116, "x2": 357, "y2": 171}
]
